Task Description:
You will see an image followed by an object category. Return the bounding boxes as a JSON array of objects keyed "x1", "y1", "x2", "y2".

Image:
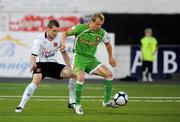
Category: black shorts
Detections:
[
  {"x1": 33, "y1": 62, "x2": 66, "y2": 79},
  {"x1": 142, "y1": 61, "x2": 153, "y2": 73}
]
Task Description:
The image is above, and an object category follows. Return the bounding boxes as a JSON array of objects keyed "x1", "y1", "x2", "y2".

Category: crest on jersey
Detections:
[
  {"x1": 54, "y1": 42, "x2": 58, "y2": 47},
  {"x1": 96, "y1": 36, "x2": 100, "y2": 41}
]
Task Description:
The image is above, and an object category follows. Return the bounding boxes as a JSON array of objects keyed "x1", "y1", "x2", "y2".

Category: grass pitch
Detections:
[{"x1": 0, "y1": 80, "x2": 180, "y2": 122}]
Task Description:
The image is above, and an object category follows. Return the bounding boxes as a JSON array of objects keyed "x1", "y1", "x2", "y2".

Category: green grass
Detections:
[{"x1": 0, "y1": 81, "x2": 180, "y2": 122}]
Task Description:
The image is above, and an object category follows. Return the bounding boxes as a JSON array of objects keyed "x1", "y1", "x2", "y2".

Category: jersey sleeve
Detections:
[
  {"x1": 66, "y1": 25, "x2": 81, "y2": 36},
  {"x1": 102, "y1": 31, "x2": 110, "y2": 43},
  {"x1": 31, "y1": 39, "x2": 41, "y2": 56}
]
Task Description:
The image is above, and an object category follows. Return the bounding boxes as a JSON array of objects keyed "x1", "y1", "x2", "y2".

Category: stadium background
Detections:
[
  {"x1": 0, "y1": 0, "x2": 180, "y2": 122},
  {"x1": 0, "y1": 0, "x2": 180, "y2": 80}
]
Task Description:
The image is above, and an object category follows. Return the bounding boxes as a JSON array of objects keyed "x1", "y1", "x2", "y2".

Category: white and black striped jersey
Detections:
[{"x1": 31, "y1": 32, "x2": 61, "y2": 62}]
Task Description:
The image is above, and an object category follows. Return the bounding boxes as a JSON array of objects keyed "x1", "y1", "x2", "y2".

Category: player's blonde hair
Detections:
[{"x1": 91, "y1": 13, "x2": 105, "y2": 22}]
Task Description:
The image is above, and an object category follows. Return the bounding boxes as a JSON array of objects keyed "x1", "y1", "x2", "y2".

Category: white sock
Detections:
[
  {"x1": 148, "y1": 73, "x2": 153, "y2": 82},
  {"x1": 142, "y1": 69, "x2": 148, "y2": 81},
  {"x1": 68, "y1": 78, "x2": 75, "y2": 104},
  {"x1": 18, "y1": 82, "x2": 37, "y2": 108}
]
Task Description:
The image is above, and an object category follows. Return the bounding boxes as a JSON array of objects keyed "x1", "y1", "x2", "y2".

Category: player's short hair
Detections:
[
  {"x1": 47, "y1": 20, "x2": 60, "y2": 28},
  {"x1": 91, "y1": 13, "x2": 105, "y2": 22}
]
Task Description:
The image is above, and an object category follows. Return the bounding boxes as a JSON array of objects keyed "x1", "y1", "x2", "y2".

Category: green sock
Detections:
[
  {"x1": 104, "y1": 80, "x2": 112, "y2": 103},
  {"x1": 75, "y1": 82, "x2": 83, "y2": 105}
]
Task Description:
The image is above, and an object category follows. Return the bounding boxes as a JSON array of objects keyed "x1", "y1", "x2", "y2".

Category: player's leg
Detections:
[
  {"x1": 91, "y1": 64, "x2": 114, "y2": 106},
  {"x1": 70, "y1": 54, "x2": 86, "y2": 114},
  {"x1": 68, "y1": 78, "x2": 76, "y2": 108},
  {"x1": 60, "y1": 66, "x2": 74, "y2": 78},
  {"x1": 147, "y1": 61, "x2": 153, "y2": 82},
  {"x1": 15, "y1": 73, "x2": 42, "y2": 112},
  {"x1": 74, "y1": 71, "x2": 85, "y2": 114},
  {"x1": 59, "y1": 66, "x2": 76, "y2": 108},
  {"x1": 142, "y1": 61, "x2": 148, "y2": 82}
]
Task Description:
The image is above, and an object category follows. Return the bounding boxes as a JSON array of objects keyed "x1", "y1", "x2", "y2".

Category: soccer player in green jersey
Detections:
[
  {"x1": 61, "y1": 13, "x2": 117, "y2": 114},
  {"x1": 141, "y1": 28, "x2": 158, "y2": 82}
]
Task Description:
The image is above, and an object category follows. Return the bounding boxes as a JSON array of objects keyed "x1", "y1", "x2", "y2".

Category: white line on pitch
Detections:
[
  {"x1": 0, "y1": 98, "x2": 180, "y2": 103},
  {"x1": 0, "y1": 96, "x2": 180, "y2": 99},
  {"x1": 130, "y1": 97, "x2": 180, "y2": 99}
]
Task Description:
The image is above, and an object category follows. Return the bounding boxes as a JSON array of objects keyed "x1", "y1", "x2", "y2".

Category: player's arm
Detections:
[
  {"x1": 154, "y1": 38, "x2": 158, "y2": 54},
  {"x1": 140, "y1": 39, "x2": 144, "y2": 60},
  {"x1": 141, "y1": 47, "x2": 144, "y2": 60},
  {"x1": 105, "y1": 41, "x2": 116, "y2": 67},
  {"x1": 102, "y1": 31, "x2": 116, "y2": 67},
  {"x1": 30, "y1": 55, "x2": 37, "y2": 71},
  {"x1": 60, "y1": 32, "x2": 68, "y2": 52},
  {"x1": 30, "y1": 39, "x2": 40, "y2": 71},
  {"x1": 60, "y1": 25, "x2": 79, "y2": 52},
  {"x1": 60, "y1": 49, "x2": 71, "y2": 67}
]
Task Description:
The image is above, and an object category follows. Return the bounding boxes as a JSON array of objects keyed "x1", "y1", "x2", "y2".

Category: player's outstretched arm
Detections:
[
  {"x1": 30, "y1": 55, "x2": 37, "y2": 72},
  {"x1": 105, "y1": 41, "x2": 116, "y2": 67},
  {"x1": 60, "y1": 49, "x2": 71, "y2": 67},
  {"x1": 60, "y1": 32, "x2": 67, "y2": 52}
]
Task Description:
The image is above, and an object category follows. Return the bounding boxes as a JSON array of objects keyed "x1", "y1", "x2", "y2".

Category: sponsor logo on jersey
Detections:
[
  {"x1": 43, "y1": 48, "x2": 55, "y2": 58},
  {"x1": 80, "y1": 39, "x2": 98, "y2": 46},
  {"x1": 54, "y1": 42, "x2": 58, "y2": 47}
]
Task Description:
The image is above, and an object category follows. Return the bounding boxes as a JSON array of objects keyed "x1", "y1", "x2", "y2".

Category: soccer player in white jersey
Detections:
[{"x1": 15, "y1": 20, "x2": 75, "y2": 112}]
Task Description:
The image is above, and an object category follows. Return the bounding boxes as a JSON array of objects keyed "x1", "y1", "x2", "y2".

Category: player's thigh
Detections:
[
  {"x1": 92, "y1": 65, "x2": 113, "y2": 79},
  {"x1": 73, "y1": 61, "x2": 86, "y2": 75},
  {"x1": 86, "y1": 58, "x2": 101, "y2": 74},
  {"x1": 60, "y1": 66, "x2": 74, "y2": 78},
  {"x1": 147, "y1": 61, "x2": 153, "y2": 72},
  {"x1": 32, "y1": 73, "x2": 43, "y2": 86},
  {"x1": 142, "y1": 61, "x2": 148, "y2": 71}
]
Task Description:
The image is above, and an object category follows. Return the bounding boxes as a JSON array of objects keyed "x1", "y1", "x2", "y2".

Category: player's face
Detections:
[
  {"x1": 145, "y1": 31, "x2": 152, "y2": 37},
  {"x1": 91, "y1": 18, "x2": 104, "y2": 31},
  {"x1": 47, "y1": 26, "x2": 59, "y2": 40}
]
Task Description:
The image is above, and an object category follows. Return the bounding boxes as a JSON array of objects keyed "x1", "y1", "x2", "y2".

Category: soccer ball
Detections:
[{"x1": 113, "y1": 91, "x2": 128, "y2": 106}]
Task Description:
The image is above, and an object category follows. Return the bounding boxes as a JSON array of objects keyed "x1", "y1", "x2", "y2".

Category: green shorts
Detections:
[{"x1": 73, "y1": 53, "x2": 101, "y2": 74}]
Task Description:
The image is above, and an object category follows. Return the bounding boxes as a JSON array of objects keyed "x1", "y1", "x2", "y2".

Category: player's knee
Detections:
[
  {"x1": 61, "y1": 67, "x2": 74, "y2": 78},
  {"x1": 105, "y1": 72, "x2": 113, "y2": 80},
  {"x1": 77, "y1": 77, "x2": 85, "y2": 82},
  {"x1": 76, "y1": 75, "x2": 85, "y2": 83},
  {"x1": 32, "y1": 74, "x2": 42, "y2": 86},
  {"x1": 66, "y1": 70, "x2": 74, "y2": 78}
]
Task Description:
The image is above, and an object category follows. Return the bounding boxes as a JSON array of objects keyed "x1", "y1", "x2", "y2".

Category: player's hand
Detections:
[
  {"x1": 109, "y1": 57, "x2": 116, "y2": 67},
  {"x1": 30, "y1": 64, "x2": 37, "y2": 72},
  {"x1": 60, "y1": 44, "x2": 66, "y2": 52}
]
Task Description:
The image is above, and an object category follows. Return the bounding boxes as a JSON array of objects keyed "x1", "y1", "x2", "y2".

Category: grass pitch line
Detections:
[
  {"x1": 0, "y1": 98, "x2": 180, "y2": 103},
  {"x1": 0, "y1": 96, "x2": 180, "y2": 99},
  {"x1": 130, "y1": 97, "x2": 180, "y2": 99}
]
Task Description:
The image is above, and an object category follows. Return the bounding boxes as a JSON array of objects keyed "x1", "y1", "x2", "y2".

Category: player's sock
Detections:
[
  {"x1": 142, "y1": 69, "x2": 148, "y2": 82},
  {"x1": 68, "y1": 78, "x2": 75, "y2": 104},
  {"x1": 148, "y1": 73, "x2": 153, "y2": 82},
  {"x1": 18, "y1": 82, "x2": 37, "y2": 108},
  {"x1": 104, "y1": 80, "x2": 112, "y2": 103},
  {"x1": 75, "y1": 81, "x2": 83, "y2": 105}
]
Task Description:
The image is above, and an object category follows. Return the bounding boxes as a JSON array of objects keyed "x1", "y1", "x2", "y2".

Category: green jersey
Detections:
[
  {"x1": 66, "y1": 24, "x2": 110, "y2": 57},
  {"x1": 141, "y1": 36, "x2": 157, "y2": 61}
]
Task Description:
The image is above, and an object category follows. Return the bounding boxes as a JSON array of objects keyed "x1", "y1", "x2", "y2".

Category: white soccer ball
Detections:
[{"x1": 113, "y1": 91, "x2": 128, "y2": 106}]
